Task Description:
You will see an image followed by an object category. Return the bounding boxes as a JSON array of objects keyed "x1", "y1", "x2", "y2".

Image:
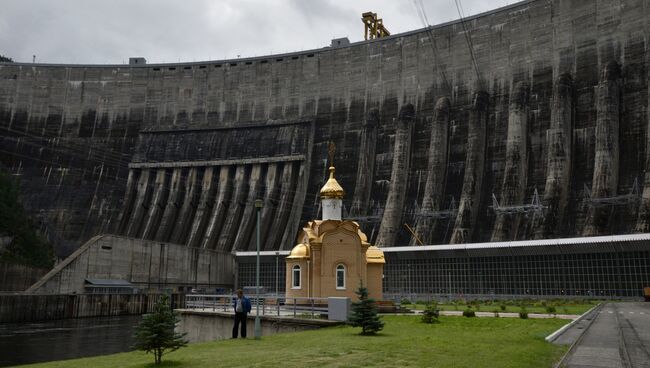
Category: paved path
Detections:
[
  {"x1": 437, "y1": 310, "x2": 577, "y2": 319},
  {"x1": 560, "y1": 303, "x2": 650, "y2": 368}
]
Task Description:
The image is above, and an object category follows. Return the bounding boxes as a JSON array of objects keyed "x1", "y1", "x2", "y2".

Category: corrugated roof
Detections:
[
  {"x1": 84, "y1": 279, "x2": 134, "y2": 287},
  {"x1": 235, "y1": 250, "x2": 291, "y2": 257},
  {"x1": 381, "y1": 233, "x2": 650, "y2": 253}
]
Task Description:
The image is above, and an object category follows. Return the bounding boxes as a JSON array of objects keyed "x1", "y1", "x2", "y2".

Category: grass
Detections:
[
  {"x1": 402, "y1": 300, "x2": 599, "y2": 315},
  {"x1": 24, "y1": 315, "x2": 568, "y2": 368}
]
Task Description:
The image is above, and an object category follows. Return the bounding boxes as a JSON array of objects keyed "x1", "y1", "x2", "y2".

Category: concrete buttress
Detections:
[
  {"x1": 538, "y1": 74, "x2": 574, "y2": 238},
  {"x1": 349, "y1": 108, "x2": 380, "y2": 218},
  {"x1": 201, "y1": 166, "x2": 234, "y2": 250},
  {"x1": 450, "y1": 91, "x2": 489, "y2": 244},
  {"x1": 376, "y1": 103, "x2": 415, "y2": 247},
  {"x1": 492, "y1": 82, "x2": 529, "y2": 241},
  {"x1": 155, "y1": 168, "x2": 185, "y2": 242},
  {"x1": 583, "y1": 62, "x2": 622, "y2": 236},
  {"x1": 412, "y1": 97, "x2": 451, "y2": 245}
]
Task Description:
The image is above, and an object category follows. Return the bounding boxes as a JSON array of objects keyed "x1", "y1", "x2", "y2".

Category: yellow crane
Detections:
[
  {"x1": 362, "y1": 12, "x2": 391, "y2": 40},
  {"x1": 403, "y1": 223, "x2": 424, "y2": 246}
]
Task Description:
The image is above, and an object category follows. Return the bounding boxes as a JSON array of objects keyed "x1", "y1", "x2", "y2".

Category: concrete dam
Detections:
[{"x1": 1, "y1": 0, "x2": 649, "y2": 263}]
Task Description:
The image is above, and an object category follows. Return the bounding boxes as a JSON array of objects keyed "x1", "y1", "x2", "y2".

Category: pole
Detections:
[
  {"x1": 448, "y1": 272, "x2": 452, "y2": 302},
  {"x1": 275, "y1": 251, "x2": 279, "y2": 297},
  {"x1": 254, "y1": 199, "x2": 263, "y2": 339},
  {"x1": 407, "y1": 264, "x2": 411, "y2": 299}
]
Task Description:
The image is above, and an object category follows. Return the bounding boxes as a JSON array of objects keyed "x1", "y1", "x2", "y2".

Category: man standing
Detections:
[{"x1": 232, "y1": 289, "x2": 252, "y2": 338}]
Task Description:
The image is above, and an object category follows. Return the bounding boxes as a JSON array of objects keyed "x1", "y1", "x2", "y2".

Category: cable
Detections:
[
  {"x1": 453, "y1": 0, "x2": 484, "y2": 90},
  {"x1": 411, "y1": 0, "x2": 452, "y2": 92}
]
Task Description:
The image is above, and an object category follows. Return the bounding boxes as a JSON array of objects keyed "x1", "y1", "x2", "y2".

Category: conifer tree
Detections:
[
  {"x1": 349, "y1": 285, "x2": 384, "y2": 335},
  {"x1": 133, "y1": 294, "x2": 188, "y2": 365}
]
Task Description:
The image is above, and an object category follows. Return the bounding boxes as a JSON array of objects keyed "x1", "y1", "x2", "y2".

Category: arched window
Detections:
[
  {"x1": 336, "y1": 264, "x2": 346, "y2": 290},
  {"x1": 291, "y1": 265, "x2": 301, "y2": 289}
]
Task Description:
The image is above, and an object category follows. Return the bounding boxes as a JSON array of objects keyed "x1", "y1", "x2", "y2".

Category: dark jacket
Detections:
[{"x1": 232, "y1": 296, "x2": 252, "y2": 313}]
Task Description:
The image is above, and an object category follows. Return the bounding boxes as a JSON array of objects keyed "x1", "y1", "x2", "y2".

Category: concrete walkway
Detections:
[
  {"x1": 558, "y1": 303, "x2": 650, "y2": 368},
  {"x1": 401, "y1": 309, "x2": 579, "y2": 320}
]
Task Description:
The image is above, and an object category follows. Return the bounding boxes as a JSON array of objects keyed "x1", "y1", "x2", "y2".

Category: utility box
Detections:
[
  {"x1": 328, "y1": 297, "x2": 350, "y2": 321},
  {"x1": 331, "y1": 37, "x2": 350, "y2": 48},
  {"x1": 129, "y1": 57, "x2": 147, "y2": 65}
]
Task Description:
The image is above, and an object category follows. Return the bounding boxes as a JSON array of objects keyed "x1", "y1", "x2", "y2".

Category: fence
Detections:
[
  {"x1": 0, "y1": 293, "x2": 186, "y2": 323},
  {"x1": 185, "y1": 294, "x2": 329, "y2": 319}
]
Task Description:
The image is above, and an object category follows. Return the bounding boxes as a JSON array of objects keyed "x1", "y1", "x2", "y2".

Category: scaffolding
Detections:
[
  {"x1": 346, "y1": 201, "x2": 384, "y2": 223},
  {"x1": 584, "y1": 178, "x2": 640, "y2": 206},
  {"x1": 414, "y1": 197, "x2": 458, "y2": 219},
  {"x1": 362, "y1": 12, "x2": 391, "y2": 40},
  {"x1": 491, "y1": 188, "x2": 546, "y2": 215}
]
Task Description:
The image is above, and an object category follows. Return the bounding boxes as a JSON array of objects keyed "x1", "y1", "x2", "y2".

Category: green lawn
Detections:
[
  {"x1": 24, "y1": 315, "x2": 568, "y2": 368},
  {"x1": 403, "y1": 300, "x2": 599, "y2": 315}
]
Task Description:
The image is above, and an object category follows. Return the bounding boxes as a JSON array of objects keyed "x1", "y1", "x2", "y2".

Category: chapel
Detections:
[{"x1": 285, "y1": 165, "x2": 385, "y2": 301}]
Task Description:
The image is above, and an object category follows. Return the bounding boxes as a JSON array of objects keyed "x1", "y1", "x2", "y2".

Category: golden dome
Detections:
[
  {"x1": 287, "y1": 243, "x2": 310, "y2": 259},
  {"x1": 366, "y1": 245, "x2": 385, "y2": 264},
  {"x1": 320, "y1": 166, "x2": 345, "y2": 199}
]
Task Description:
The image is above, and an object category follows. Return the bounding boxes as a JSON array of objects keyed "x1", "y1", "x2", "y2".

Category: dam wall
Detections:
[
  {"x1": 26, "y1": 234, "x2": 234, "y2": 294},
  {"x1": 0, "y1": 0, "x2": 649, "y2": 256}
]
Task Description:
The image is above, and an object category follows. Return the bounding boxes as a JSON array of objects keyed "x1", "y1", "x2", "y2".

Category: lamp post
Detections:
[{"x1": 254, "y1": 199, "x2": 263, "y2": 339}]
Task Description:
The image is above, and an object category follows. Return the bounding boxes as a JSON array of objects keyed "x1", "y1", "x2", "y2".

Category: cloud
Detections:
[{"x1": 0, "y1": 0, "x2": 515, "y2": 64}]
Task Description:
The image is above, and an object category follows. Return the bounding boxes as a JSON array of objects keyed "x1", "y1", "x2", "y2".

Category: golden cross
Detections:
[{"x1": 328, "y1": 142, "x2": 336, "y2": 166}]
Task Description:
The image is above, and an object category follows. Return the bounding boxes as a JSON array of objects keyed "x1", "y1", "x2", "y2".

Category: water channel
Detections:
[{"x1": 0, "y1": 315, "x2": 140, "y2": 367}]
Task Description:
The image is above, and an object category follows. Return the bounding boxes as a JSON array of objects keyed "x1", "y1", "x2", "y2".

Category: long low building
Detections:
[{"x1": 236, "y1": 233, "x2": 650, "y2": 299}]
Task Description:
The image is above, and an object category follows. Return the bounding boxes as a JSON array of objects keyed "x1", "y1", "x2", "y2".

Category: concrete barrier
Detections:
[{"x1": 175, "y1": 309, "x2": 342, "y2": 343}]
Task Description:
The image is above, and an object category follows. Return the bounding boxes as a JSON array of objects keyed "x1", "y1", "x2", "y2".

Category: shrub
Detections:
[
  {"x1": 400, "y1": 298, "x2": 412, "y2": 305},
  {"x1": 519, "y1": 307, "x2": 528, "y2": 319},
  {"x1": 421, "y1": 303, "x2": 440, "y2": 324},
  {"x1": 500, "y1": 304, "x2": 506, "y2": 311},
  {"x1": 350, "y1": 286, "x2": 384, "y2": 335},
  {"x1": 463, "y1": 308, "x2": 476, "y2": 318},
  {"x1": 133, "y1": 294, "x2": 188, "y2": 365},
  {"x1": 545, "y1": 306, "x2": 557, "y2": 314}
]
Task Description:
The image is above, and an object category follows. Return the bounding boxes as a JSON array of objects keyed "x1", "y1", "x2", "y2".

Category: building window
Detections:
[
  {"x1": 292, "y1": 265, "x2": 301, "y2": 289},
  {"x1": 336, "y1": 264, "x2": 346, "y2": 290}
]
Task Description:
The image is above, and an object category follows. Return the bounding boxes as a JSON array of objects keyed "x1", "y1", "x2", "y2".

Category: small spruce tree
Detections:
[
  {"x1": 421, "y1": 301, "x2": 440, "y2": 324},
  {"x1": 133, "y1": 294, "x2": 188, "y2": 365},
  {"x1": 349, "y1": 285, "x2": 384, "y2": 335}
]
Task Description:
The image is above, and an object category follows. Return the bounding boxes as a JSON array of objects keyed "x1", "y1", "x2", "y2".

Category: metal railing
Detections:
[{"x1": 185, "y1": 294, "x2": 329, "y2": 319}]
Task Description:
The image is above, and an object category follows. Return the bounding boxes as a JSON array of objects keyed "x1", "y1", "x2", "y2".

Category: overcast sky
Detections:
[{"x1": 1, "y1": 0, "x2": 515, "y2": 64}]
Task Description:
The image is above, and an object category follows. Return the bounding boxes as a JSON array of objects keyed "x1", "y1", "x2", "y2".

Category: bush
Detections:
[
  {"x1": 400, "y1": 298, "x2": 412, "y2": 305},
  {"x1": 463, "y1": 308, "x2": 476, "y2": 318},
  {"x1": 350, "y1": 286, "x2": 384, "y2": 335},
  {"x1": 421, "y1": 303, "x2": 440, "y2": 324},
  {"x1": 519, "y1": 307, "x2": 528, "y2": 319},
  {"x1": 499, "y1": 304, "x2": 506, "y2": 311},
  {"x1": 133, "y1": 294, "x2": 188, "y2": 365},
  {"x1": 545, "y1": 306, "x2": 557, "y2": 314}
]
